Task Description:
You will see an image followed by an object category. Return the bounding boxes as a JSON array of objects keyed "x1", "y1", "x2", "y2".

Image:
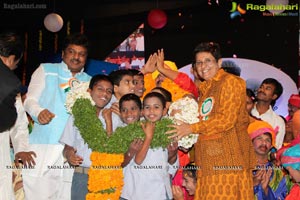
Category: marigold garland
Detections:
[{"x1": 72, "y1": 98, "x2": 174, "y2": 200}]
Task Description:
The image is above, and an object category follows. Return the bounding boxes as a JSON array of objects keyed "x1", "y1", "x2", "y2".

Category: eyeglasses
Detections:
[{"x1": 194, "y1": 58, "x2": 215, "y2": 68}]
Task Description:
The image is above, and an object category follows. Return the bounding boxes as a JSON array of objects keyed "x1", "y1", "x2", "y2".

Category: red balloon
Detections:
[{"x1": 147, "y1": 9, "x2": 167, "y2": 29}]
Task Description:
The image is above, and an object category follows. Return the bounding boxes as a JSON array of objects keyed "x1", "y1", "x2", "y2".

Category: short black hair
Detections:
[
  {"x1": 89, "y1": 74, "x2": 113, "y2": 90},
  {"x1": 221, "y1": 60, "x2": 241, "y2": 76},
  {"x1": 0, "y1": 31, "x2": 24, "y2": 61},
  {"x1": 119, "y1": 93, "x2": 142, "y2": 110},
  {"x1": 151, "y1": 87, "x2": 172, "y2": 102},
  {"x1": 130, "y1": 69, "x2": 144, "y2": 78},
  {"x1": 193, "y1": 42, "x2": 221, "y2": 67},
  {"x1": 62, "y1": 33, "x2": 89, "y2": 52},
  {"x1": 261, "y1": 78, "x2": 283, "y2": 101},
  {"x1": 143, "y1": 92, "x2": 166, "y2": 109},
  {"x1": 183, "y1": 163, "x2": 197, "y2": 182},
  {"x1": 109, "y1": 69, "x2": 134, "y2": 86}
]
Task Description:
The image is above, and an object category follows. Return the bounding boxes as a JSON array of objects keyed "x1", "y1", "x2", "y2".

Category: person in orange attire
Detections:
[
  {"x1": 166, "y1": 42, "x2": 256, "y2": 199},
  {"x1": 140, "y1": 53, "x2": 198, "y2": 101}
]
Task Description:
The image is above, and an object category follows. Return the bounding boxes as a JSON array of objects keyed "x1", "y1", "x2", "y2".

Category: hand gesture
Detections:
[
  {"x1": 166, "y1": 121, "x2": 192, "y2": 140},
  {"x1": 128, "y1": 138, "x2": 144, "y2": 155},
  {"x1": 172, "y1": 185, "x2": 185, "y2": 200},
  {"x1": 102, "y1": 108, "x2": 112, "y2": 122},
  {"x1": 156, "y1": 49, "x2": 165, "y2": 71},
  {"x1": 261, "y1": 167, "x2": 272, "y2": 195},
  {"x1": 140, "y1": 53, "x2": 158, "y2": 74},
  {"x1": 110, "y1": 102, "x2": 120, "y2": 116},
  {"x1": 286, "y1": 166, "x2": 300, "y2": 182},
  {"x1": 15, "y1": 151, "x2": 37, "y2": 168},
  {"x1": 38, "y1": 109, "x2": 55, "y2": 124},
  {"x1": 252, "y1": 169, "x2": 264, "y2": 186},
  {"x1": 66, "y1": 148, "x2": 83, "y2": 166},
  {"x1": 141, "y1": 121, "x2": 155, "y2": 140}
]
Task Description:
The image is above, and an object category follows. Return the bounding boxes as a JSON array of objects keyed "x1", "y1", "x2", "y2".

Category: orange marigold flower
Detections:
[{"x1": 87, "y1": 152, "x2": 124, "y2": 200}]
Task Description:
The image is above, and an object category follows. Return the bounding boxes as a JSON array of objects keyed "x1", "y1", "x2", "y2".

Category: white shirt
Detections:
[
  {"x1": 121, "y1": 148, "x2": 179, "y2": 200},
  {"x1": 60, "y1": 111, "x2": 125, "y2": 168},
  {"x1": 23, "y1": 66, "x2": 45, "y2": 119},
  {"x1": 251, "y1": 104, "x2": 286, "y2": 149}
]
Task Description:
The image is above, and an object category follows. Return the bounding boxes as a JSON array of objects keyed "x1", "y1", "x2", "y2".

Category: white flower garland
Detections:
[
  {"x1": 168, "y1": 97, "x2": 199, "y2": 149},
  {"x1": 65, "y1": 81, "x2": 94, "y2": 113}
]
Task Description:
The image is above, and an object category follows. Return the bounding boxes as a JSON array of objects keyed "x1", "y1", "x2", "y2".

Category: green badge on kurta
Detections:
[{"x1": 200, "y1": 97, "x2": 214, "y2": 120}]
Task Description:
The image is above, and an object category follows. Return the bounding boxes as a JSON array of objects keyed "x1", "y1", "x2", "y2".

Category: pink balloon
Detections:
[
  {"x1": 44, "y1": 13, "x2": 64, "y2": 32},
  {"x1": 147, "y1": 9, "x2": 167, "y2": 29}
]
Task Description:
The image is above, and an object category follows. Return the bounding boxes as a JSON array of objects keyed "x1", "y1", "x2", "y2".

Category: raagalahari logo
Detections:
[
  {"x1": 230, "y1": 2, "x2": 246, "y2": 19},
  {"x1": 230, "y1": 2, "x2": 298, "y2": 18}
]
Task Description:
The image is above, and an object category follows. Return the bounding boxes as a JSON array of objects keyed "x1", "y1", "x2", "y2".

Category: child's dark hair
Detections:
[
  {"x1": 119, "y1": 93, "x2": 142, "y2": 110},
  {"x1": 130, "y1": 69, "x2": 144, "y2": 78},
  {"x1": 89, "y1": 74, "x2": 113, "y2": 90},
  {"x1": 152, "y1": 87, "x2": 172, "y2": 102},
  {"x1": 143, "y1": 92, "x2": 166, "y2": 109},
  {"x1": 183, "y1": 163, "x2": 197, "y2": 182},
  {"x1": 109, "y1": 69, "x2": 134, "y2": 86}
]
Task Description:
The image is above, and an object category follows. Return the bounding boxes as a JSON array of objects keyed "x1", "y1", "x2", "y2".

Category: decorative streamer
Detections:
[
  {"x1": 80, "y1": 19, "x2": 84, "y2": 34},
  {"x1": 22, "y1": 32, "x2": 28, "y2": 85},
  {"x1": 38, "y1": 30, "x2": 42, "y2": 51},
  {"x1": 67, "y1": 20, "x2": 71, "y2": 35}
]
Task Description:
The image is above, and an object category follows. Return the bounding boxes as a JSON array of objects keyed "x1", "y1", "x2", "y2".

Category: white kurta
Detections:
[{"x1": 0, "y1": 96, "x2": 29, "y2": 200}]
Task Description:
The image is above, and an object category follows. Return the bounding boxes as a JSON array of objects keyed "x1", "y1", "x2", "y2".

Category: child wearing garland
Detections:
[
  {"x1": 118, "y1": 93, "x2": 144, "y2": 168},
  {"x1": 59, "y1": 74, "x2": 114, "y2": 200},
  {"x1": 120, "y1": 92, "x2": 179, "y2": 200}
]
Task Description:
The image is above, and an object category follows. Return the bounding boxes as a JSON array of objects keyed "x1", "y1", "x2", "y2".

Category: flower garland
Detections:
[
  {"x1": 69, "y1": 83, "x2": 174, "y2": 200},
  {"x1": 168, "y1": 97, "x2": 199, "y2": 149},
  {"x1": 86, "y1": 152, "x2": 124, "y2": 200},
  {"x1": 65, "y1": 81, "x2": 94, "y2": 114},
  {"x1": 72, "y1": 98, "x2": 173, "y2": 153}
]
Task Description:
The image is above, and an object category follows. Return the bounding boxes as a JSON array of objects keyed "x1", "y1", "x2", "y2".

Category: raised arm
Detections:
[{"x1": 134, "y1": 121, "x2": 155, "y2": 164}]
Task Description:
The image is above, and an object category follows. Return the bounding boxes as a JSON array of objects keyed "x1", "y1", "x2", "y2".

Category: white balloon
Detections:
[
  {"x1": 266, "y1": 0, "x2": 289, "y2": 14},
  {"x1": 44, "y1": 13, "x2": 64, "y2": 32}
]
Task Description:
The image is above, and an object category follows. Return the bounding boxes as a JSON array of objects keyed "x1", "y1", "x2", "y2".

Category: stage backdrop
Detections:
[{"x1": 179, "y1": 58, "x2": 298, "y2": 118}]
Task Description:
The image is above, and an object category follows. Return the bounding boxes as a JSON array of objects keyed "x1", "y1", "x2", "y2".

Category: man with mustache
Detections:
[
  {"x1": 251, "y1": 78, "x2": 285, "y2": 149},
  {"x1": 248, "y1": 120, "x2": 292, "y2": 200},
  {"x1": 22, "y1": 33, "x2": 91, "y2": 200}
]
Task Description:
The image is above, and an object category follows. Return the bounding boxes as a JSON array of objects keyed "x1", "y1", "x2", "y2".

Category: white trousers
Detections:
[
  {"x1": 22, "y1": 144, "x2": 74, "y2": 200},
  {"x1": 0, "y1": 131, "x2": 15, "y2": 200}
]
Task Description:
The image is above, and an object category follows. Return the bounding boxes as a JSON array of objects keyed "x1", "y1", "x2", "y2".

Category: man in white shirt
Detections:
[
  {"x1": 22, "y1": 33, "x2": 91, "y2": 200},
  {"x1": 251, "y1": 78, "x2": 285, "y2": 149}
]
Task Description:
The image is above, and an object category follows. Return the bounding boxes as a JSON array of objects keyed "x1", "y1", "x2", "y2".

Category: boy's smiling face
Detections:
[
  {"x1": 120, "y1": 100, "x2": 141, "y2": 124},
  {"x1": 143, "y1": 96, "x2": 166, "y2": 123},
  {"x1": 89, "y1": 80, "x2": 113, "y2": 109}
]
